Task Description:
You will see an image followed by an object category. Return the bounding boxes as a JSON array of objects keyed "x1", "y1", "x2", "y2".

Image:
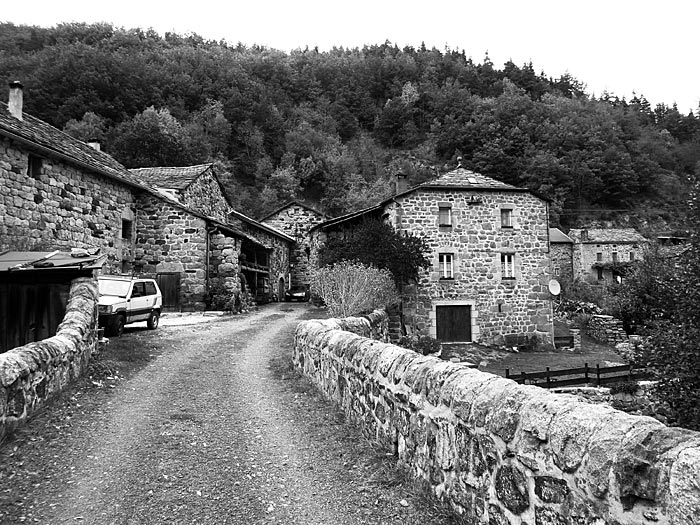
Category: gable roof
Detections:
[
  {"x1": 549, "y1": 228, "x2": 573, "y2": 243},
  {"x1": 314, "y1": 168, "x2": 536, "y2": 231},
  {"x1": 129, "y1": 164, "x2": 214, "y2": 190},
  {"x1": 259, "y1": 200, "x2": 327, "y2": 222},
  {"x1": 228, "y1": 209, "x2": 295, "y2": 243},
  {"x1": 416, "y1": 168, "x2": 520, "y2": 191},
  {"x1": 569, "y1": 228, "x2": 647, "y2": 244},
  {"x1": 0, "y1": 102, "x2": 152, "y2": 193}
]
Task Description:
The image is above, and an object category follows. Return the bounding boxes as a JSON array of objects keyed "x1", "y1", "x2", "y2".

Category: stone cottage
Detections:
[
  {"x1": 312, "y1": 168, "x2": 555, "y2": 348},
  {"x1": 0, "y1": 81, "x2": 292, "y2": 311},
  {"x1": 568, "y1": 228, "x2": 646, "y2": 283},
  {"x1": 260, "y1": 201, "x2": 327, "y2": 288}
]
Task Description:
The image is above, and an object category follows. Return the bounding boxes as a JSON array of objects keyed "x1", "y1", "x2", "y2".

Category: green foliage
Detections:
[
  {"x1": 310, "y1": 261, "x2": 399, "y2": 318},
  {"x1": 397, "y1": 335, "x2": 442, "y2": 355},
  {"x1": 615, "y1": 173, "x2": 700, "y2": 430},
  {"x1": 318, "y1": 218, "x2": 431, "y2": 284}
]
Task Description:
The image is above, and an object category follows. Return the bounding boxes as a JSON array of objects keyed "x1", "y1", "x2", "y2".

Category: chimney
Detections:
[
  {"x1": 395, "y1": 172, "x2": 408, "y2": 194},
  {"x1": 87, "y1": 139, "x2": 101, "y2": 152},
  {"x1": 8, "y1": 81, "x2": 23, "y2": 121},
  {"x1": 581, "y1": 229, "x2": 588, "y2": 242}
]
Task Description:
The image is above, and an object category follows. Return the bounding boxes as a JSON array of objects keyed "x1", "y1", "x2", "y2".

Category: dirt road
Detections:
[{"x1": 0, "y1": 304, "x2": 458, "y2": 525}]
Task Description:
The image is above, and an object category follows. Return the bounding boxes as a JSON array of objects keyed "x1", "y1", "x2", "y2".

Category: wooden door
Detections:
[
  {"x1": 436, "y1": 305, "x2": 472, "y2": 342},
  {"x1": 156, "y1": 273, "x2": 180, "y2": 311}
]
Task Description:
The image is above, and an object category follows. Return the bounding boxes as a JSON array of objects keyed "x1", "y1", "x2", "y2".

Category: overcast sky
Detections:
[{"x1": 3, "y1": 0, "x2": 698, "y2": 113}]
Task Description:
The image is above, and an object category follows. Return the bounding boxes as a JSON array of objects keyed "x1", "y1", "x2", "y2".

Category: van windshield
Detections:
[{"x1": 98, "y1": 279, "x2": 131, "y2": 298}]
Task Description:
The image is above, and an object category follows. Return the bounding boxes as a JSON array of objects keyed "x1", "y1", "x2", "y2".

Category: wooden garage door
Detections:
[{"x1": 436, "y1": 305, "x2": 472, "y2": 342}]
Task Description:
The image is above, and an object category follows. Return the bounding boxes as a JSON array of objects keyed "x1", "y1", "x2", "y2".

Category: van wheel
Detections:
[
  {"x1": 147, "y1": 311, "x2": 160, "y2": 330},
  {"x1": 110, "y1": 315, "x2": 125, "y2": 337}
]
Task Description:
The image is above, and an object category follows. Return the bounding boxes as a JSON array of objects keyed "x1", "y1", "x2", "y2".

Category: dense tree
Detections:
[
  {"x1": 0, "y1": 21, "x2": 697, "y2": 223},
  {"x1": 319, "y1": 218, "x2": 431, "y2": 285}
]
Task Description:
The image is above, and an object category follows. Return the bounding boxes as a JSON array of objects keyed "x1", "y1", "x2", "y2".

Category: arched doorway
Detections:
[{"x1": 278, "y1": 277, "x2": 285, "y2": 302}]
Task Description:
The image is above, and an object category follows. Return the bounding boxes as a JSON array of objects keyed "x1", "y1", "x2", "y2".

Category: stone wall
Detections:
[
  {"x1": 180, "y1": 167, "x2": 230, "y2": 222},
  {"x1": 0, "y1": 135, "x2": 135, "y2": 272},
  {"x1": 587, "y1": 315, "x2": 628, "y2": 345},
  {"x1": 550, "y1": 242, "x2": 573, "y2": 284},
  {"x1": 0, "y1": 277, "x2": 98, "y2": 442},
  {"x1": 388, "y1": 189, "x2": 553, "y2": 347},
  {"x1": 134, "y1": 194, "x2": 208, "y2": 310},
  {"x1": 295, "y1": 315, "x2": 700, "y2": 524},
  {"x1": 262, "y1": 204, "x2": 326, "y2": 287}
]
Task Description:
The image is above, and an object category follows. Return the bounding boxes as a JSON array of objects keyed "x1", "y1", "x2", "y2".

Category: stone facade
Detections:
[
  {"x1": 134, "y1": 194, "x2": 209, "y2": 309},
  {"x1": 0, "y1": 277, "x2": 98, "y2": 442},
  {"x1": 0, "y1": 135, "x2": 136, "y2": 273},
  {"x1": 295, "y1": 313, "x2": 700, "y2": 524},
  {"x1": 261, "y1": 202, "x2": 326, "y2": 287},
  {"x1": 179, "y1": 167, "x2": 230, "y2": 222}
]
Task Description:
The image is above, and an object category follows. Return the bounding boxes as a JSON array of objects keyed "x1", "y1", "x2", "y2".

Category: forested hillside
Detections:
[{"x1": 1, "y1": 22, "x2": 698, "y2": 229}]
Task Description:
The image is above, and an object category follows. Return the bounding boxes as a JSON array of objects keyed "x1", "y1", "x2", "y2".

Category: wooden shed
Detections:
[{"x1": 0, "y1": 251, "x2": 105, "y2": 353}]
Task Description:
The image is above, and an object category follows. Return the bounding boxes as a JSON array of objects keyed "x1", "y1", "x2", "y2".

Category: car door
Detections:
[{"x1": 127, "y1": 282, "x2": 151, "y2": 322}]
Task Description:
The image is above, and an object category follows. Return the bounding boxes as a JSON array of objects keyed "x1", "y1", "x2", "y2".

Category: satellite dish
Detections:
[{"x1": 548, "y1": 279, "x2": 561, "y2": 296}]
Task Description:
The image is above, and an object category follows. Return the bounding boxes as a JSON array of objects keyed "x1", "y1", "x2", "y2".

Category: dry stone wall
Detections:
[
  {"x1": 0, "y1": 277, "x2": 98, "y2": 442},
  {"x1": 0, "y1": 135, "x2": 135, "y2": 272},
  {"x1": 295, "y1": 313, "x2": 700, "y2": 524},
  {"x1": 388, "y1": 189, "x2": 553, "y2": 347},
  {"x1": 588, "y1": 315, "x2": 628, "y2": 345}
]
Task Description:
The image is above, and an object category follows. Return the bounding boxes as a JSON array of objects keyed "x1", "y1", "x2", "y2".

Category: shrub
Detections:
[{"x1": 311, "y1": 261, "x2": 399, "y2": 318}]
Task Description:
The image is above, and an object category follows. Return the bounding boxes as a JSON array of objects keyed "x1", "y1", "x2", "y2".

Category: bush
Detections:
[
  {"x1": 311, "y1": 261, "x2": 399, "y2": 318},
  {"x1": 397, "y1": 335, "x2": 441, "y2": 355}
]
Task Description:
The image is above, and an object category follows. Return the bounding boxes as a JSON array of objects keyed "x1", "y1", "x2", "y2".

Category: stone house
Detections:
[
  {"x1": 0, "y1": 81, "x2": 292, "y2": 311},
  {"x1": 260, "y1": 201, "x2": 327, "y2": 289},
  {"x1": 549, "y1": 227, "x2": 574, "y2": 284},
  {"x1": 568, "y1": 228, "x2": 646, "y2": 283},
  {"x1": 311, "y1": 168, "x2": 554, "y2": 348}
]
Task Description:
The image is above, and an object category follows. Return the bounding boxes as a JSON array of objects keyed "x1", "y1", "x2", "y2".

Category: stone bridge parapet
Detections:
[
  {"x1": 294, "y1": 311, "x2": 700, "y2": 524},
  {"x1": 0, "y1": 277, "x2": 98, "y2": 442}
]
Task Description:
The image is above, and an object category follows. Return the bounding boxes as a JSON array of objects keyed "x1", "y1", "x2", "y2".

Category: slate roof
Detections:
[
  {"x1": 314, "y1": 168, "x2": 532, "y2": 231},
  {"x1": 259, "y1": 200, "x2": 327, "y2": 222},
  {"x1": 0, "y1": 250, "x2": 107, "y2": 272},
  {"x1": 129, "y1": 164, "x2": 213, "y2": 190},
  {"x1": 0, "y1": 102, "x2": 152, "y2": 193},
  {"x1": 569, "y1": 228, "x2": 647, "y2": 244},
  {"x1": 416, "y1": 168, "x2": 520, "y2": 191},
  {"x1": 549, "y1": 228, "x2": 574, "y2": 243}
]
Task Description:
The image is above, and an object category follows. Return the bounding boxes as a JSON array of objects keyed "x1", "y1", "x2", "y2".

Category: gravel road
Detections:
[{"x1": 0, "y1": 304, "x2": 460, "y2": 525}]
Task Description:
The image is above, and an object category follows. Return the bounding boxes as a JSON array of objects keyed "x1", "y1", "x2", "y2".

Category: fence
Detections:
[{"x1": 505, "y1": 363, "x2": 649, "y2": 389}]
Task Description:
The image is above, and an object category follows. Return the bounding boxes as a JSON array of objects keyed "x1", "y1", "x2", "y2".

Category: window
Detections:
[
  {"x1": 144, "y1": 282, "x2": 157, "y2": 295},
  {"x1": 596, "y1": 252, "x2": 603, "y2": 262},
  {"x1": 597, "y1": 267, "x2": 604, "y2": 280},
  {"x1": 121, "y1": 219, "x2": 133, "y2": 239},
  {"x1": 438, "y1": 206, "x2": 452, "y2": 227},
  {"x1": 501, "y1": 253, "x2": 515, "y2": 279},
  {"x1": 28, "y1": 155, "x2": 42, "y2": 178},
  {"x1": 629, "y1": 251, "x2": 635, "y2": 262},
  {"x1": 612, "y1": 252, "x2": 618, "y2": 263},
  {"x1": 500, "y1": 209, "x2": 513, "y2": 228},
  {"x1": 439, "y1": 253, "x2": 454, "y2": 279},
  {"x1": 554, "y1": 266, "x2": 560, "y2": 276}
]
